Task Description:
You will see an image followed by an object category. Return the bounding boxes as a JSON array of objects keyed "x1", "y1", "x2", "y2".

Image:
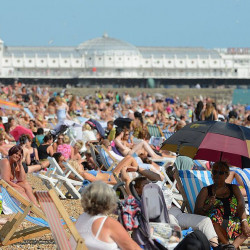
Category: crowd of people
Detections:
[{"x1": 0, "y1": 82, "x2": 249, "y2": 249}]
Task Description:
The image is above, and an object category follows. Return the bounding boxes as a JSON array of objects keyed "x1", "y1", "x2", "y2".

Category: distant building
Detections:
[{"x1": 0, "y1": 34, "x2": 250, "y2": 87}]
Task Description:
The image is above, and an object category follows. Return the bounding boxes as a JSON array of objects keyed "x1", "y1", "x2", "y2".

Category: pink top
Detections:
[{"x1": 57, "y1": 144, "x2": 71, "y2": 160}]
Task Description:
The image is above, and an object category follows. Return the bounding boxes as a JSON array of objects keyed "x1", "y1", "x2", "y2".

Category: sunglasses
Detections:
[
  {"x1": 125, "y1": 133, "x2": 129, "y2": 136},
  {"x1": 212, "y1": 170, "x2": 228, "y2": 175},
  {"x1": 58, "y1": 137, "x2": 63, "y2": 140}
]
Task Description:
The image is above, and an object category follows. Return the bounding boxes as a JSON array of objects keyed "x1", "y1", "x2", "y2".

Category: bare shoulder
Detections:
[
  {"x1": 0, "y1": 158, "x2": 10, "y2": 166},
  {"x1": 104, "y1": 217, "x2": 122, "y2": 228}
]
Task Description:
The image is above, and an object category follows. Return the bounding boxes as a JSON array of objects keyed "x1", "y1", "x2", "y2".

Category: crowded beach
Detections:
[{"x1": 0, "y1": 82, "x2": 249, "y2": 250}]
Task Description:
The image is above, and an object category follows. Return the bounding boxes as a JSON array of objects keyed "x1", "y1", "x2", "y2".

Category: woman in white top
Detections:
[{"x1": 70, "y1": 181, "x2": 141, "y2": 250}]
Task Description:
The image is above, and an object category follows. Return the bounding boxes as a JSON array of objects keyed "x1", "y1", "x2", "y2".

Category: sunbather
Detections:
[
  {"x1": 114, "y1": 127, "x2": 164, "y2": 159},
  {"x1": 0, "y1": 145, "x2": 39, "y2": 206}
]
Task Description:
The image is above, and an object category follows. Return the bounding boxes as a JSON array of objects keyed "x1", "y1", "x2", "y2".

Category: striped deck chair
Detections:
[
  {"x1": 174, "y1": 170, "x2": 213, "y2": 213},
  {"x1": 96, "y1": 145, "x2": 117, "y2": 171},
  {"x1": 163, "y1": 131, "x2": 175, "y2": 140},
  {"x1": 147, "y1": 124, "x2": 165, "y2": 137},
  {"x1": 229, "y1": 167, "x2": 250, "y2": 212},
  {"x1": 0, "y1": 180, "x2": 50, "y2": 246},
  {"x1": 36, "y1": 189, "x2": 86, "y2": 250}
]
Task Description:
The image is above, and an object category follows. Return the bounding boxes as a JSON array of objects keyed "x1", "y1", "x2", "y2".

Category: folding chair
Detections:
[
  {"x1": 174, "y1": 170, "x2": 213, "y2": 213},
  {"x1": 0, "y1": 180, "x2": 50, "y2": 246},
  {"x1": 147, "y1": 124, "x2": 164, "y2": 137},
  {"x1": 36, "y1": 189, "x2": 86, "y2": 250},
  {"x1": 96, "y1": 145, "x2": 117, "y2": 171},
  {"x1": 89, "y1": 143, "x2": 103, "y2": 169},
  {"x1": 229, "y1": 167, "x2": 250, "y2": 212},
  {"x1": 48, "y1": 157, "x2": 83, "y2": 199},
  {"x1": 33, "y1": 164, "x2": 67, "y2": 199}
]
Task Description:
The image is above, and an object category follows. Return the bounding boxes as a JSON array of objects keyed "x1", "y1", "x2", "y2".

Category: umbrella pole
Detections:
[{"x1": 219, "y1": 151, "x2": 223, "y2": 162}]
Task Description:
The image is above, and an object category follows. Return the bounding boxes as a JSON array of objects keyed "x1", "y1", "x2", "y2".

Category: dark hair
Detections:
[
  {"x1": 37, "y1": 128, "x2": 44, "y2": 135},
  {"x1": 212, "y1": 161, "x2": 230, "y2": 172},
  {"x1": 165, "y1": 165, "x2": 175, "y2": 182},
  {"x1": 247, "y1": 115, "x2": 250, "y2": 122},
  {"x1": 115, "y1": 127, "x2": 124, "y2": 137},
  {"x1": 19, "y1": 134, "x2": 28, "y2": 145},
  {"x1": 43, "y1": 134, "x2": 53, "y2": 143},
  {"x1": 134, "y1": 111, "x2": 143, "y2": 125},
  {"x1": 0, "y1": 117, "x2": 2, "y2": 122},
  {"x1": 194, "y1": 101, "x2": 204, "y2": 121},
  {"x1": 8, "y1": 117, "x2": 14, "y2": 123},
  {"x1": 53, "y1": 152, "x2": 62, "y2": 163},
  {"x1": 29, "y1": 120, "x2": 36, "y2": 126},
  {"x1": 133, "y1": 176, "x2": 148, "y2": 189},
  {"x1": 4, "y1": 123, "x2": 11, "y2": 133},
  {"x1": 107, "y1": 121, "x2": 114, "y2": 126},
  {"x1": 8, "y1": 145, "x2": 23, "y2": 157}
]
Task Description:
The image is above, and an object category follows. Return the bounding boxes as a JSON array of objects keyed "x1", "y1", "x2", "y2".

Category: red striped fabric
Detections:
[{"x1": 36, "y1": 191, "x2": 72, "y2": 250}]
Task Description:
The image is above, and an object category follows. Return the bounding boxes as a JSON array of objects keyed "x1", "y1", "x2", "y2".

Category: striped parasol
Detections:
[{"x1": 0, "y1": 99, "x2": 20, "y2": 110}]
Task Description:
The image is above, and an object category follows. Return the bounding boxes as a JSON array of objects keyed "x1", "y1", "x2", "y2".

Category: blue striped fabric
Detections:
[
  {"x1": 229, "y1": 168, "x2": 250, "y2": 210},
  {"x1": 1, "y1": 187, "x2": 49, "y2": 227},
  {"x1": 178, "y1": 170, "x2": 213, "y2": 213},
  {"x1": 163, "y1": 131, "x2": 174, "y2": 139}
]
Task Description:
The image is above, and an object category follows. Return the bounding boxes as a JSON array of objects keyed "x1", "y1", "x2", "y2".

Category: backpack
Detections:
[{"x1": 174, "y1": 230, "x2": 210, "y2": 250}]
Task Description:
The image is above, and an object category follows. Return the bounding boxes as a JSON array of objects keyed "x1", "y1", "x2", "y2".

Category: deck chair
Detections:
[
  {"x1": 163, "y1": 131, "x2": 174, "y2": 140},
  {"x1": 96, "y1": 145, "x2": 117, "y2": 171},
  {"x1": 174, "y1": 169, "x2": 213, "y2": 213},
  {"x1": 0, "y1": 180, "x2": 50, "y2": 246},
  {"x1": 48, "y1": 157, "x2": 83, "y2": 199},
  {"x1": 35, "y1": 189, "x2": 86, "y2": 250},
  {"x1": 33, "y1": 163, "x2": 67, "y2": 199},
  {"x1": 89, "y1": 142, "x2": 103, "y2": 169},
  {"x1": 147, "y1": 124, "x2": 164, "y2": 137},
  {"x1": 229, "y1": 167, "x2": 250, "y2": 212}
]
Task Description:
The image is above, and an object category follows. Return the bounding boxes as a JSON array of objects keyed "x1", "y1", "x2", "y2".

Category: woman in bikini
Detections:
[{"x1": 0, "y1": 145, "x2": 39, "y2": 206}]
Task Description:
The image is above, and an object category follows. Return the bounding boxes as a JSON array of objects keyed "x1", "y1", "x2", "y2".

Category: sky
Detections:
[{"x1": 0, "y1": 0, "x2": 249, "y2": 48}]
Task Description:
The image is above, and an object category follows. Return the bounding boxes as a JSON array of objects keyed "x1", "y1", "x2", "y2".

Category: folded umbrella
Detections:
[
  {"x1": 10, "y1": 126, "x2": 34, "y2": 142},
  {"x1": 161, "y1": 121, "x2": 250, "y2": 168}
]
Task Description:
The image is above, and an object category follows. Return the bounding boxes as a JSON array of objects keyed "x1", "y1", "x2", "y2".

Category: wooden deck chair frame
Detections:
[
  {"x1": 35, "y1": 189, "x2": 87, "y2": 250},
  {"x1": 0, "y1": 180, "x2": 51, "y2": 246}
]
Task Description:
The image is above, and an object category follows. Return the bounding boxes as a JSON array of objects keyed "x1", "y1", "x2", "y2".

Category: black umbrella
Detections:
[{"x1": 161, "y1": 121, "x2": 250, "y2": 168}]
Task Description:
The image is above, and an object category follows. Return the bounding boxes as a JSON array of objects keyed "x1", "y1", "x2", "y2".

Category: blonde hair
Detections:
[
  {"x1": 74, "y1": 140, "x2": 84, "y2": 149},
  {"x1": 83, "y1": 123, "x2": 91, "y2": 131},
  {"x1": 204, "y1": 102, "x2": 214, "y2": 118},
  {"x1": 63, "y1": 135, "x2": 70, "y2": 144},
  {"x1": 68, "y1": 159, "x2": 82, "y2": 173},
  {"x1": 81, "y1": 181, "x2": 118, "y2": 215},
  {"x1": 55, "y1": 96, "x2": 63, "y2": 105}
]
